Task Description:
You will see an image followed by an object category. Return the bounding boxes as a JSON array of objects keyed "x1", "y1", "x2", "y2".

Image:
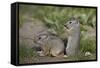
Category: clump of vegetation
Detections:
[
  {"x1": 19, "y1": 43, "x2": 38, "y2": 63},
  {"x1": 80, "y1": 37, "x2": 96, "y2": 53},
  {"x1": 19, "y1": 5, "x2": 96, "y2": 35}
]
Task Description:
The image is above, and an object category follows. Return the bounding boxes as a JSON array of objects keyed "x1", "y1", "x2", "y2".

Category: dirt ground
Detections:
[{"x1": 20, "y1": 54, "x2": 96, "y2": 64}]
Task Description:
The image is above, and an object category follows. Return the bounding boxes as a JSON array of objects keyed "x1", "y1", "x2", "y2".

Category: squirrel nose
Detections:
[{"x1": 64, "y1": 24, "x2": 66, "y2": 27}]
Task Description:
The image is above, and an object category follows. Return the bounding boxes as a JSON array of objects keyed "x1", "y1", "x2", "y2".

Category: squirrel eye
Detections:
[
  {"x1": 38, "y1": 37, "x2": 41, "y2": 40},
  {"x1": 69, "y1": 21, "x2": 72, "y2": 24}
]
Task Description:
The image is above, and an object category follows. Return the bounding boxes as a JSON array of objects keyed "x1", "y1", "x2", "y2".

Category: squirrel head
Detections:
[
  {"x1": 35, "y1": 34, "x2": 49, "y2": 45},
  {"x1": 64, "y1": 17, "x2": 80, "y2": 29}
]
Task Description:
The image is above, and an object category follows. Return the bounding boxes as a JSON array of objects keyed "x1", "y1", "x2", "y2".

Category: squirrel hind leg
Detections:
[
  {"x1": 50, "y1": 51, "x2": 64, "y2": 57},
  {"x1": 37, "y1": 51, "x2": 45, "y2": 56}
]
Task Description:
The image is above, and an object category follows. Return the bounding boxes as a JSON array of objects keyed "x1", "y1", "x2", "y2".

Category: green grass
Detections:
[
  {"x1": 80, "y1": 37, "x2": 96, "y2": 53},
  {"x1": 19, "y1": 5, "x2": 96, "y2": 35},
  {"x1": 19, "y1": 43, "x2": 38, "y2": 63}
]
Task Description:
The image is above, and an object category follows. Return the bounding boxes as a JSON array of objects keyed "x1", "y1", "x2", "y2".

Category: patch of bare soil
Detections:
[{"x1": 20, "y1": 54, "x2": 96, "y2": 64}]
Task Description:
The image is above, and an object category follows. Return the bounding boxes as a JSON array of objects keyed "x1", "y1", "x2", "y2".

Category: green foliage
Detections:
[
  {"x1": 19, "y1": 43, "x2": 38, "y2": 63},
  {"x1": 80, "y1": 37, "x2": 96, "y2": 53},
  {"x1": 19, "y1": 5, "x2": 96, "y2": 34}
]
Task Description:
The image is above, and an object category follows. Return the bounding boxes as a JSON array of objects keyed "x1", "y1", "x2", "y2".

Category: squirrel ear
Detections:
[
  {"x1": 73, "y1": 17, "x2": 79, "y2": 24},
  {"x1": 76, "y1": 17, "x2": 80, "y2": 23},
  {"x1": 77, "y1": 19, "x2": 80, "y2": 24}
]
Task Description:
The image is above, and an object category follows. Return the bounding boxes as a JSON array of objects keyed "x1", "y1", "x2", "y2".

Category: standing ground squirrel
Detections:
[{"x1": 64, "y1": 17, "x2": 80, "y2": 56}]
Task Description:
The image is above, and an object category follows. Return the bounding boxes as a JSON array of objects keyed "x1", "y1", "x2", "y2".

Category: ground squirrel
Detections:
[
  {"x1": 64, "y1": 17, "x2": 80, "y2": 56},
  {"x1": 34, "y1": 33, "x2": 65, "y2": 57}
]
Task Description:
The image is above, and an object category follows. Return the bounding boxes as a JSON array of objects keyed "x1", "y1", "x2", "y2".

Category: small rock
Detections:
[
  {"x1": 85, "y1": 51, "x2": 92, "y2": 56},
  {"x1": 63, "y1": 55, "x2": 68, "y2": 58}
]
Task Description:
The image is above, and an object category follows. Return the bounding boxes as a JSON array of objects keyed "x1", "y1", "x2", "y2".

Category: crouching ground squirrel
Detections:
[
  {"x1": 34, "y1": 33, "x2": 65, "y2": 57},
  {"x1": 64, "y1": 17, "x2": 80, "y2": 56}
]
